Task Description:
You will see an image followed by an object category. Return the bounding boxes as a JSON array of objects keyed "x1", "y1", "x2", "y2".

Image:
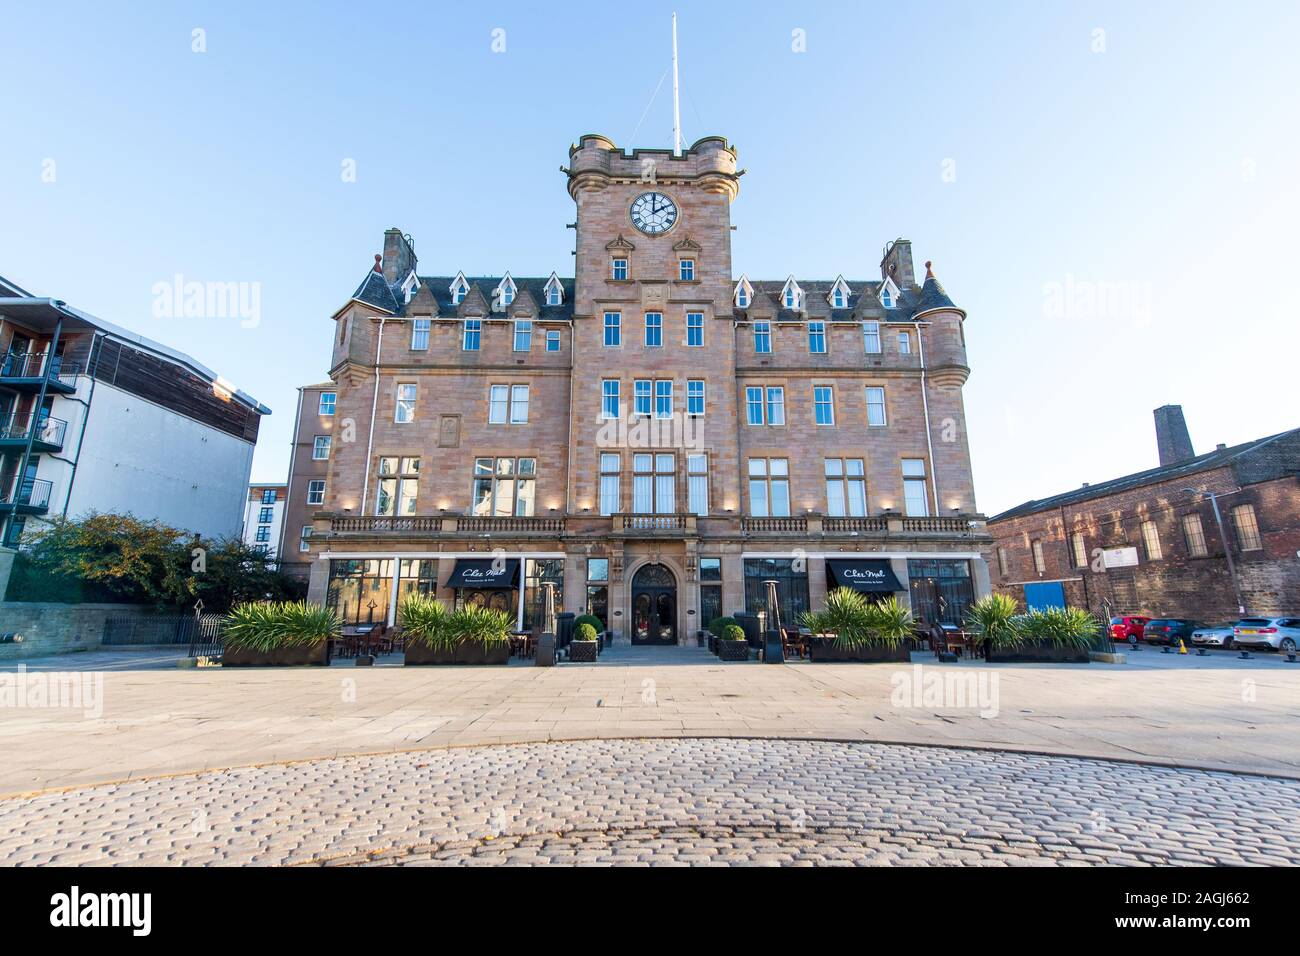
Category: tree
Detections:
[{"x1": 20, "y1": 514, "x2": 301, "y2": 611}]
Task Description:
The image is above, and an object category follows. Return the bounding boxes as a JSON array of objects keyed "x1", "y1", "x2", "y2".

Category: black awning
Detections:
[
  {"x1": 445, "y1": 558, "x2": 520, "y2": 589},
  {"x1": 826, "y1": 559, "x2": 904, "y2": 593}
]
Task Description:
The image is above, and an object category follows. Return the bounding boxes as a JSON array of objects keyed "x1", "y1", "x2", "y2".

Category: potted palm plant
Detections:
[
  {"x1": 985, "y1": 605, "x2": 1096, "y2": 663},
  {"x1": 402, "y1": 597, "x2": 512, "y2": 665},
  {"x1": 801, "y1": 589, "x2": 913, "y2": 662},
  {"x1": 716, "y1": 623, "x2": 751, "y2": 661},
  {"x1": 964, "y1": 594, "x2": 1019, "y2": 661},
  {"x1": 222, "y1": 601, "x2": 338, "y2": 666}
]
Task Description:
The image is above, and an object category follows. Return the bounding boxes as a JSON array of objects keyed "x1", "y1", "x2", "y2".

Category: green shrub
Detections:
[
  {"x1": 573, "y1": 614, "x2": 603, "y2": 635},
  {"x1": 223, "y1": 601, "x2": 340, "y2": 652},
  {"x1": 723, "y1": 624, "x2": 746, "y2": 641},
  {"x1": 965, "y1": 594, "x2": 1021, "y2": 648},
  {"x1": 400, "y1": 594, "x2": 453, "y2": 650},
  {"x1": 574, "y1": 622, "x2": 598, "y2": 642},
  {"x1": 708, "y1": 616, "x2": 739, "y2": 637}
]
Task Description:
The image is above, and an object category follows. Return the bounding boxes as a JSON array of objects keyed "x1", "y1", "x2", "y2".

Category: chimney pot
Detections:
[
  {"x1": 1215, "y1": 443, "x2": 1226, "y2": 451},
  {"x1": 1153, "y1": 404, "x2": 1195, "y2": 466}
]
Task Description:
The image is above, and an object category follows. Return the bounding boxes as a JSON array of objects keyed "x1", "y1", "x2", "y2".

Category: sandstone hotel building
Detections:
[{"x1": 303, "y1": 134, "x2": 992, "y2": 644}]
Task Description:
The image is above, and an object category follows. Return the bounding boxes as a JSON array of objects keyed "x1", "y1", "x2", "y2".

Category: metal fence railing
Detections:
[{"x1": 102, "y1": 614, "x2": 225, "y2": 657}]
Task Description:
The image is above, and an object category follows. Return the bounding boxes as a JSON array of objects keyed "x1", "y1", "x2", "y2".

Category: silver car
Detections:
[
  {"x1": 1190, "y1": 624, "x2": 1235, "y2": 648},
  {"x1": 1233, "y1": 617, "x2": 1300, "y2": 653}
]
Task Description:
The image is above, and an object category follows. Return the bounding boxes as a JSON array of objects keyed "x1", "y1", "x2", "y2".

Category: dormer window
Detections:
[
  {"x1": 400, "y1": 271, "x2": 420, "y2": 305},
  {"x1": 450, "y1": 273, "x2": 469, "y2": 305},
  {"x1": 780, "y1": 277, "x2": 803, "y2": 311},
  {"x1": 543, "y1": 272, "x2": 564, "y2": 306},
  {"x1": 879, "y1": 276, "x2": 900, "y2": 310},
  {"x1": 828, "y1": 276, "x2": 852, "y2": 310},
  {"x1": 734, "y1": 275, "x2": 753, "y2": 309},
  {"x1": 495, "y1": 274, "x2": 516, "y2": 310}
]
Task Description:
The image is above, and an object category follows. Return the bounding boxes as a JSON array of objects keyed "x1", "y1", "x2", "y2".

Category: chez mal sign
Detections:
[
  {"x1": 828, "y1": 560, "x2": 904, "y2": 593},
  {"x1": 446, "y1": 559, "x2": 521, "y2": 588}
]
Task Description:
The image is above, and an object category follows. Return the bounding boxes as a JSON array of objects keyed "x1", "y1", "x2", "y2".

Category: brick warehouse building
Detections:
[
  {"x1": 988, "y1": 405, "x2": 1300, "y2": 623},
  {"x1": 303, "y1": 134, "x2": 992, "y2": 642}
]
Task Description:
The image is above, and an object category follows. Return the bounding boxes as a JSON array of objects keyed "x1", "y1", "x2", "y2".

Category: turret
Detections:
[{"x1": 915, "y1": 261, "x2": 968, "y2": 387}]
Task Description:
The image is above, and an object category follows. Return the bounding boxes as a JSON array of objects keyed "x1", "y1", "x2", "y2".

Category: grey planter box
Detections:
[
  {"x1": 717, "y1": 640, "x2": 750, "y2": 661},
  {"x1": 404, "y1": 641, "x2": 510, "y2": 666},
  {"x1": 222, "y1": 641, "x2": 330, "y2": 667},
  {"x1": 569, "y1": 640, "x2": 599, "y2": 663},
  {"x1": 807, "y1": 639, "x2": 910, "y2": 663},
  {"x1": 987, "y1": 643, "x2": 1090, "y2": 664}
]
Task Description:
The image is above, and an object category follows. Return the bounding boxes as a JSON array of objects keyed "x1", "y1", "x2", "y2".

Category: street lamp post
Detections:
[{"x1": 1183, "y1": 488, "x2": 1245, "y2": 616}]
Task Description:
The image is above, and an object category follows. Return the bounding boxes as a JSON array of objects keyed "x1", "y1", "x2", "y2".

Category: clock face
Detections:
[{"x1": 630, "y1": 192, "x2": 678, "y2": 235}]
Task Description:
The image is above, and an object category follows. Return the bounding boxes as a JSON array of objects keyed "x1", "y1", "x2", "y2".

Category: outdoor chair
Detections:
[{"x1": 781, "y1": 626, "x2": 808, "y2": 660}]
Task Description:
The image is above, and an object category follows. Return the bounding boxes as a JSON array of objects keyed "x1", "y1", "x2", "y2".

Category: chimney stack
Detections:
[
  {"x1": 880, "y1": 238, "x2": 915, "y2": 289},
  {"x1": 1153, "y1": 405, "x2": 1195, "y2": 466},
  {"x1": 381, "y1": 228, "x2": 417, "y2": 285}
]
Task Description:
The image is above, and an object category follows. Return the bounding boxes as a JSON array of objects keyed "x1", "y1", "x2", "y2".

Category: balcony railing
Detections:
[
  {"x1": 741, "y1": 516, "x2": 808, "y2": 534},
  {"x1": 901, "y1": 517, "x2": 971, "y2": 533},
  {"x1": 0, "y1": 415, "x2": 68, "y2": 449},
  {"x1": 822, "y1": 516, "x2": 888, "y2": 533},
  {"x1": 0, "y1": 477, "x2": 52, "y2": 510},
  {"x1": 458, "y1": 515, "x2": 565, "y2": 533},
  {"x1": 328, "y1": 514, "x2": 565, "y2": 534},
  {"x1": 613, "y1": 513, "x2": 697, "y2": 533},
  {"x1": 0, "y1": 351, "x2": 79, "y2": 387}
]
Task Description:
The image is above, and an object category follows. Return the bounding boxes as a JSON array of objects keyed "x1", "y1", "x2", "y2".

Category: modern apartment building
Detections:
[
  {"x1": 305, "y1": 135, "x2": 991, "y2": 640},
  {"x1": 989, "y1": 406, "x2": 1300, "y2": 621},
  {"x1": 0, "y1": 274, "x2": 269, "y2": 549},
  {"x1": 241, "y1": 483, "x2": 286, "y2": 557}
]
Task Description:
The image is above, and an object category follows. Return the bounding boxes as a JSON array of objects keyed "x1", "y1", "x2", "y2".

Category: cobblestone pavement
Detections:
[{"x1": 2, "y1": 739, "x2": 1296, "y2": 866}]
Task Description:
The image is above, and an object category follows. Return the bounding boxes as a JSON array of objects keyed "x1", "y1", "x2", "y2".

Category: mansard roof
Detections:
[
  {"x1": 735, "y1": 270, "x2": 959, "y2": 322},
  {"x1": 420, "y1": 275, "x2": 576, "y2": 321}
]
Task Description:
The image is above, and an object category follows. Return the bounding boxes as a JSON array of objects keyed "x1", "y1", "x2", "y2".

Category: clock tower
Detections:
[{"x1": 564, "y1": 134, "x2": 744, "y2": 631}]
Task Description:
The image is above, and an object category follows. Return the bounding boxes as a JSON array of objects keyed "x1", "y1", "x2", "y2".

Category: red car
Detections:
[{"x1": 1109, "y1": 616, "x2": 1151, "y2": 645}]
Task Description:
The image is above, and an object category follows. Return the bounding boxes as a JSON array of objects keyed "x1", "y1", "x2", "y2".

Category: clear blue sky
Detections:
[{"x1": 3, "y1": 0, "x2": 1297, "y2": 514}]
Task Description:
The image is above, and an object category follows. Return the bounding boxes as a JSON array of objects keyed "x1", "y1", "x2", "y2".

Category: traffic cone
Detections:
[{"x1": 1178, "y1": 638, "x2": 1188, "y2": 654}]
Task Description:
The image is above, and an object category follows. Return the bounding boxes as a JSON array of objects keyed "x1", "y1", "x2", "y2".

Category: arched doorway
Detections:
[{"x1": 631, "y1": 563, "x2": 677, "y2": 646}]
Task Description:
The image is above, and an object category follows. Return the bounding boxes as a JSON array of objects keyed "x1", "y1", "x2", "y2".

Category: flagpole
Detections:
[{"x1": 672, "y1": 12, "x2": 682, "y2": 156}]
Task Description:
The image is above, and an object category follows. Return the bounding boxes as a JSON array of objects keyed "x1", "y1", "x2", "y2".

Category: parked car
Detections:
[
  {"x1": 1109, "y1": 615, "x2": 1151, "y2": 645},
  {"x1": 1232, "y1": 618, "x2": 1300, "y2": 653},
  {"x1": 1190, "y1": 624, "x2": 1235, "y2": 648},
  {"x1": 1142, "y1": 619, "x2": 1202, "y2": 646}
]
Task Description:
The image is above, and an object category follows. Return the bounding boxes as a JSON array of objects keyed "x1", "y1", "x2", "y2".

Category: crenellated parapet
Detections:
[{"x1": 567, "y1": 134, "x2": 739, "y2": 201}]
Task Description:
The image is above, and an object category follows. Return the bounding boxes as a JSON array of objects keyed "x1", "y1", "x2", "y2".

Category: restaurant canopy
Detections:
[
  {"x1": 825, "y1": 559, "x2": 904, "y2": 593},
  {"x1": 444, "y1": 558, "x2": 520, "y2": 589}
]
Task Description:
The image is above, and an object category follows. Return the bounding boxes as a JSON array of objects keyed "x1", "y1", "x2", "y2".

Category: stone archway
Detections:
[{"x1": 630, "y1": 563, "x2": 677, "y2": 646}]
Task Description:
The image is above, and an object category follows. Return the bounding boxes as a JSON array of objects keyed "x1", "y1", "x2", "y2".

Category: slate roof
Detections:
[
  {"x1": 350, "y1": 269, "x2": 400, "y2": 314},
  {"x1": 420, "y1": 276, "x2": 576, "y2": 321},
  {"x1": 738, "y1": 277, "x2": 938, "y2": 322},
  {"x1": 345, "y1": 268, "x2": 576, "y2": 321},
  {"x1": 991, "y1": 428, "x2": 1300, "y2": 522},
  {"x1": 913, "y1": 271, "x2": 958, "y2": 315}
]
